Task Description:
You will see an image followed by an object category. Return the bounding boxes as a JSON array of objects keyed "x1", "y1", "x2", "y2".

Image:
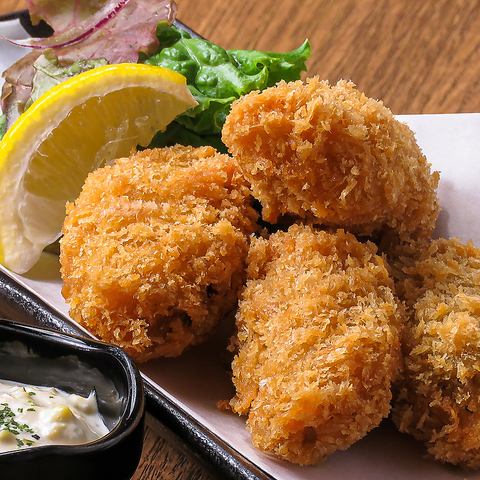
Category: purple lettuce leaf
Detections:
[{"x1": 1, "y1": 0, "x2": 177, "y2": 129}]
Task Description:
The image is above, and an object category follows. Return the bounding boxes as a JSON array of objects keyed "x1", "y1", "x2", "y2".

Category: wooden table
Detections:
[{"x1": 1, "y1": 1, "x2": 479, "y2": 479}]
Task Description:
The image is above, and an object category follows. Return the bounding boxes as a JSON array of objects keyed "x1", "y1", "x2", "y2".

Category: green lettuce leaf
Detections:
[
  {"x1": 2, "y1": 22, "x2": 309, "y2": 148},
  {"x1": 145, "y1": 22, "x2": 310, "y2": 145},
  {"x1": 228, "y1": 42, "x2": 311, "y2": 86}
]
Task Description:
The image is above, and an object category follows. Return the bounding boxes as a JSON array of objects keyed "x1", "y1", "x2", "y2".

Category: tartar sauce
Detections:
[{"x1": 0, "y1": 380, "x2": 109, "y2": 453}]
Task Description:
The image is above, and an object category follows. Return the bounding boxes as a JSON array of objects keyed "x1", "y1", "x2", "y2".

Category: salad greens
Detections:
[
  {"x1": 1, "y1": 20, "x2": 310, "y2": 147},
  {"x1": 1, "y1": 0, "x2": 174, "y2": 132},
  {"x1": 144, "y1": 23, "x2": 310, "y2": 147},
  {"x1": 6, "y1": 0, "x2": 174, "y2": 56},
  {"x1": 27, "y1": 53, "x2": 108, "y2": 108}
]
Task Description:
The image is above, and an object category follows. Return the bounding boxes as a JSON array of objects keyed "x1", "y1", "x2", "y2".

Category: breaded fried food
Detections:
[
  {"x1": 60, "y1": 146, "x2": 258, "y2": 362},
  {"x1": 392, "y1": 238, "x2": 480, "y2": 469},
  {"x1": 229, "y1": 225, "x2": 403, "y2": 465},
  {"x1": 222, "y1": 78, "x2": 439, "y2": 241}
]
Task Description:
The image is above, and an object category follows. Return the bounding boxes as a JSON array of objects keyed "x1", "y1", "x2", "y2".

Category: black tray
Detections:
[{"x1": 0, "y1": 9, "x2": 271, "y2": 480}]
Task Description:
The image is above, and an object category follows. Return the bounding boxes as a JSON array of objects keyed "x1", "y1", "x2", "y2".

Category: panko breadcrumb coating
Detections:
[
  {"x1": 222, "y1": 78, "x2": 439, "y2": 241},
  {"x1": 229, "y1": 225, "x2": 403, "y2": 465},
  {"x1": 60, "y1": 146, "x2": 258, "y2": 362},
  {"x1": 392, "y1": 238, "x2": 480, "y2": 469}
]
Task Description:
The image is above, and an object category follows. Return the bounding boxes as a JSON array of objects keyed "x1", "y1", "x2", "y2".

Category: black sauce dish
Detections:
[{"x1": 0, "y1": 318, "x2": 145, "y2": 480}]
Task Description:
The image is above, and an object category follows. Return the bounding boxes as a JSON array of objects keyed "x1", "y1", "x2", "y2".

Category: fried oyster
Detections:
[
  {"x1": 229, "y1": 225, "x2": 403, "y2": 465},
  {"x1": 60, "y1": 145, "x2": 258, "y2": 362},
  {"x1": 392, "y1": 238, "x2": 480, "y2": 469},
  {"x1": 222, "y1": 78, "x2": 439, "y2": 242}
]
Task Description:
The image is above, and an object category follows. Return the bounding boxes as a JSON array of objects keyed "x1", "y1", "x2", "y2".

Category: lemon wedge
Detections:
[{"x1": 0, "y1": 63, "x2": 197, "y2": 273}]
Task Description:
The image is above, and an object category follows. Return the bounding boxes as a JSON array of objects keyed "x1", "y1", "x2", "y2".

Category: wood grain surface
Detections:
[{"x1": 1, "y1": 1, "x2": 479, "y2": 479}]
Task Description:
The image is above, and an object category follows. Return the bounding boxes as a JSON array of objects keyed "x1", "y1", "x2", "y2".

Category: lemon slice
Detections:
[{"x1": 0, "y1": 63, "x2": 197, "y2": 273}]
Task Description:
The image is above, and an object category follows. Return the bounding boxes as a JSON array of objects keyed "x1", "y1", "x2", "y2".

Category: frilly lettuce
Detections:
[
  {"x1": 145, "y1": 23, "x2": 310, "y2": 146},
  {"x1": 1, "y1": 18, "x2": 311, "y2": 148},
  {"x1": 6, "y1": 0, "x2": 176, "y2": 53},
  {"x1": 1, "y1": 0, "x2": 176, "y2": 130}
]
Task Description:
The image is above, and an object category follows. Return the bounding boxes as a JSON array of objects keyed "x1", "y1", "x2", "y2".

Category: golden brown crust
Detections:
[
  {"x1": 391, "y1": 238, "x2": 480, "y2": 469},
  {"x1": 60, "y1": 145, "x2": 258, "y2": 362},
  {"x1": 230, "y1": 225, "x2": 403, "y2": 465},
  {"x1": 222, "y1": 78, "x2": 439, "y2": 241}
]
